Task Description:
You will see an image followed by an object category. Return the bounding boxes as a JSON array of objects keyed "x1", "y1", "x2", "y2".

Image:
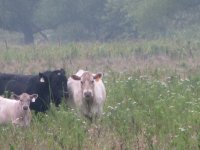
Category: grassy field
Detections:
[{"x1": 0, "y1": 39, "x2": 200, "y2": 149}]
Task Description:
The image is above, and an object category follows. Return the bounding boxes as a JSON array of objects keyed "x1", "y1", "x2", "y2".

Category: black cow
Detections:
[
  {"x1": 5, "y1": 73, "x2": 50, "y2": 112},
  {"x1": 0, "y1": 69, "x2": 68, "y2": 112},
  {"x1": 43, "y1": 69, "x2": 68, "y2": 106}
]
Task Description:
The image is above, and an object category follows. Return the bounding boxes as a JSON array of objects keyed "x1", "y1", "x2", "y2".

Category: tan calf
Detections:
[{"x1": 0, "y1": 93, "x2": 38, "y2": 127}]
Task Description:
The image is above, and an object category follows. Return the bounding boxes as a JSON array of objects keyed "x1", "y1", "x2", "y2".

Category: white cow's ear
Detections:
[
  {"x1": 11, "y1": 93, "x2": 20, "y2": 100},
  {"x1": 31, "y1": 94, "x2": 38, "y2": 102},
  {"x1": 40, "y1": 77, "x2": 45, "y2": 82},
  {"x1": 71, "y1": 75, "x2": 81, "y2": 80},
  {"x1": 94, "y1": 73, "x2": 103, "y2": 81}
]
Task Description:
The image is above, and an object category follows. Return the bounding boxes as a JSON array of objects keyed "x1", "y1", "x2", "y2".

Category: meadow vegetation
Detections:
[{"x1": 0, "y1": 38, "x2": 200, "y2": 149}]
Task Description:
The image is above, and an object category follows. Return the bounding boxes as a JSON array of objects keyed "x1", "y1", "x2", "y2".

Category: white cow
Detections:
[
  {"x1": 0, "y1": 93, "x2": 38, "y2": 127},
  {"x1": 67, "y1": 70, "x2": 106, "y2": 121}
]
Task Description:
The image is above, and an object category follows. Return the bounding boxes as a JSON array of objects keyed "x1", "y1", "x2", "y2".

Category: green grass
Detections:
[{"x1": 0, "y1": 39, "x2": 200, "y2": 149}]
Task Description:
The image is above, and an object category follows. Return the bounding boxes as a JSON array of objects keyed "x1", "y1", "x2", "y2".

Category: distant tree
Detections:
[
  {"x1": 1, "y1": 0, "x2": 199, "y2": 43},
  {"x1": 125, "y1": 0, "x2": 200, "y2": 37},
  {"x1": 101, "y1": 0, "x2": 137, "y2": 40},
  {"x1": 0, "y1": 0, "x2": 41, "y2": 44},
  {"x1": 34, "y1": 0, "x2": 107, "y2": 41},
  {"x1": 35, "y1": 0, "x2": 139, "y2": 41}
]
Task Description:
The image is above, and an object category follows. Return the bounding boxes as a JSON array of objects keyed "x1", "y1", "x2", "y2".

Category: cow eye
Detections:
[
  {"x1": 91, "y1": 80, "x2": 94, "y2": 84},
  {"x1": 81, "y1": 81, "x2": 84, "y2": 85}
]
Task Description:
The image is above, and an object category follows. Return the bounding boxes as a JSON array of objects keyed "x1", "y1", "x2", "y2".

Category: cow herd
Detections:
[{"x1": 0, "y1": 69, "x2": 106, "y2": 127}]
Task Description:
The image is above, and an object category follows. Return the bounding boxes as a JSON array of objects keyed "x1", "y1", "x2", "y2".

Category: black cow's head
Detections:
[
  {"x1": 37, "y1": 72, "x2": 50, "y2": 93},
  {"x1": 46, "y1": 69, "x2": 68, "y2": 106},
  {"x1": 28, "y1": 72, "x2": 50, "y2": 112}
]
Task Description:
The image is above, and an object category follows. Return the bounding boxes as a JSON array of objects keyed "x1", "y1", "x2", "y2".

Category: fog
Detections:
[{"x1": 0, "y1": 0, "x2": 200, "y2": 44}]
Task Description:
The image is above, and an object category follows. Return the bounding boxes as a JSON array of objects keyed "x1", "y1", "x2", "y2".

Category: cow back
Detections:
[{"x1": 0, "y1": 73, "x2": 16, "y2": 94}]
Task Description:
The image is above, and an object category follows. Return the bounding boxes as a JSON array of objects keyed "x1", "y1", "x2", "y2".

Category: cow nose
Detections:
[
  {"x1": 23, "y1": 106, "x2": 28, "y2": 110},
  {"x1": 84, "y1": 91, "x2": 92, "y2": 98}
]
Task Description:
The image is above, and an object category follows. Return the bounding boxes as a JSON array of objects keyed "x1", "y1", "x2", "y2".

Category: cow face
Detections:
[
  {"x1": 12, "y1": 93, "x2": 38, "y2": 111},
  {"x1": 49, "y1": 69, "x2": 68, "y2": 106},
  {"x1": 36, "y1": 73, "x2": 50, "y2": 95},
  {"x1": 26, "y1": 73, "x2": 50, "y2": 113},
  {"x1": 71, "y1": 72, "x2": 102, "y2": 102}
]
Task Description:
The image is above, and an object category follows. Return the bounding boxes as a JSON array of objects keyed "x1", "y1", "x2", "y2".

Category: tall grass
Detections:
[{"x1": 0, "y1": 39, "x2": 200, "y2": 149}]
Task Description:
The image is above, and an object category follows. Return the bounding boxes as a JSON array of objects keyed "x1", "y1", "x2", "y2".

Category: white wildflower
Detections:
[
  {"x1": 179, "y1": 127, "x2": 186, "y2": 132},
  {"x1": 128, "y1": 76, "x2": 133, "y2": 80},
  {"x1": 117, "y1": 103, "x2": 121, "y2": 105},
  {"x1": 160, "y1": 82, "x2": 167, "y2": 87},
  {"x1": 132, "y1": 102, "x2": 137, "y2": 105},
  {"x1": 108, "y1": 106, "x2": 114, "y2": 110}
]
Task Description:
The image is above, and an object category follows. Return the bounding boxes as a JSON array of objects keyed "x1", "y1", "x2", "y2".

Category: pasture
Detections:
[{"x1": 0, "y1": 39, "x2": 200, "y2": 149}]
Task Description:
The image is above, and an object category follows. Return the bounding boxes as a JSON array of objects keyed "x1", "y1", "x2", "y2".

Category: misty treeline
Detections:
[{"x1": 0, "y1": 0, "x2": 200, "y2": 44}]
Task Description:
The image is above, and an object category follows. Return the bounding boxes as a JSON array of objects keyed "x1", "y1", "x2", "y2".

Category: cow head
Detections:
[
  {"x1": 12, "y1": 93, "x2": 38, "y2": 111},
  {"x1": 45, "y1": 69, "x2": 68, "y2": 106},
  {"x1": 36, "y1": 72, "x2": 50, "y2": 94},
  {"x1": 71, "y1": 72, "x2": 102, "y2": 102},
  {"x1": 27, "y1": 73, "x2": 50, "y2": 112}
]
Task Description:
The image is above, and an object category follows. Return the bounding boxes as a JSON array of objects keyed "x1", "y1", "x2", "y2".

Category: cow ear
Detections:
[
  {"x1": 30, "y1": 94, "x2": 38, "y2": 102},
  {"x1": 40, "y1": 77, "x2": 45, "y2": 82},
  {"x1": 60, "y1": 68, "x2": 65, "y2": 74},
  {"x1": 39, "y1": 73, "x2": 46, "y2": 83},
  {"x1": 94, "y1": 73, "x2": 103, "y2": 81},
  {"x1": 11, "y1": 93, "x2": 20, "y2": 100},
  {"x1": 71, "y1": 75, "x2": 81, "y2": 80}
]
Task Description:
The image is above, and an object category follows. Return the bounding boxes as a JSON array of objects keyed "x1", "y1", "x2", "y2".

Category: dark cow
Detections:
[
  {"x1": 5, "y1": 73, "x2": 50, "y2": 112},
  {"x1": 0, "y1": 68, "x2": 68, "y2": 112},
  {"x1": 43, "y1": 69, "x2": 68, "y2": 106}
]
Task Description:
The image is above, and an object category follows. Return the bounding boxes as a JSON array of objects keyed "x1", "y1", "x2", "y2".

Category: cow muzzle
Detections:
[
  {"x1": 84, "y1": 91, "x2": 93, "y2": 98},
  {"x1": 23, "y1": 106, "x2": 28, "y2": 110}
]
